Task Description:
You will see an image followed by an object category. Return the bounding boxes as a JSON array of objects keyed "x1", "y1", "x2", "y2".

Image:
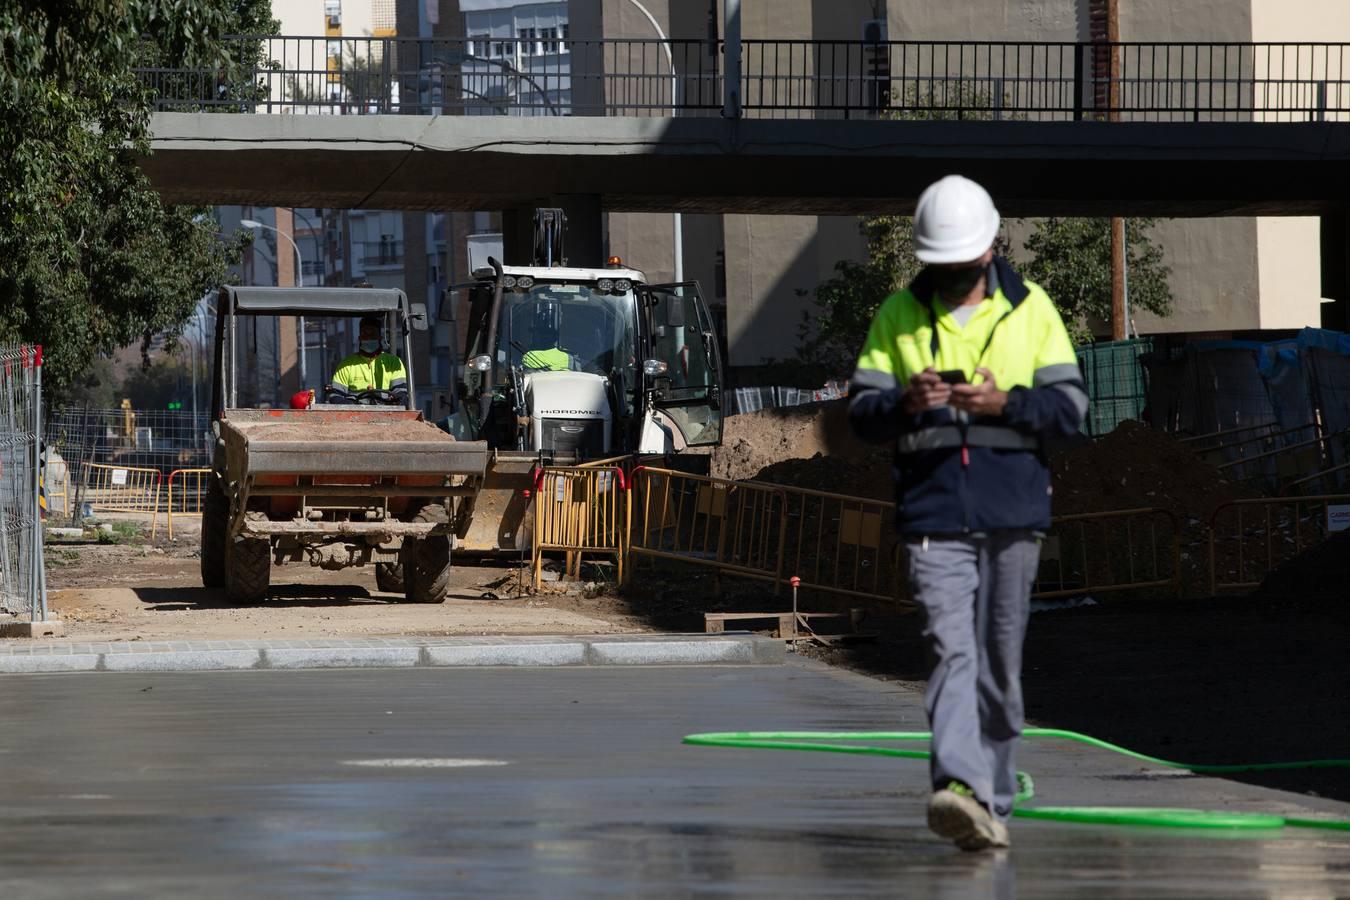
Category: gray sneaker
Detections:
[{"x1": 927, "y1": 782, "x2": 1011, "y2": 851}]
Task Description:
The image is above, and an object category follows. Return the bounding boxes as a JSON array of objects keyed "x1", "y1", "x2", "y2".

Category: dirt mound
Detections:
[
  {"x1": 239, "y1": 420, "x2": 446, "y2": 442},
  {"x1": 718, "y1": 407, "x2": 1252, "y2": 521},
  {"x1": 1256, "y1": 530, "x2": 1350, "y2": 601},
  {"x1": 1050, "y1": 420, "x2": 1259, "y2": 520},
  {"x1": 712, "y1": 400, "x2": 878, "y2": 480}
]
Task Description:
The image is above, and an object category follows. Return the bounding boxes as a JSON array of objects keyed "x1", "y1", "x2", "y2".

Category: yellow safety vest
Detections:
[
  {"x1": 331, "y1": 352, "x2": 408, "y2": 392},
  {"x1": 521, "y1": 346, "x2": 571, "y2": 371}
]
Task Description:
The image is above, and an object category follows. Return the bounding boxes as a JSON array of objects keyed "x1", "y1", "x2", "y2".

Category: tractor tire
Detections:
[
  {"x1": 199, "y1": 476, "x2": 229, "y2": 589},
  {"x1": 225, "y1": 535, "x2": 271, "y2": 604},
  {"x1": 375, "y1": 562, "x2": 405, "y2": 594},
  {"x1": 403, "y1": 504, "x2": 451, "y2": 604}
]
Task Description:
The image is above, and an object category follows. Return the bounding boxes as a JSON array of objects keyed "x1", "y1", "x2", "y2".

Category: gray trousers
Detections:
[{"x1": 906, "y1": 531, "x2": 1039, "y2": 821}]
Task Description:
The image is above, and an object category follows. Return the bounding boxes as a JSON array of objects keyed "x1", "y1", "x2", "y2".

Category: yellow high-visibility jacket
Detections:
[
  {"x1": 849, "y1": 256, "x2": 1087, "y2": 534},
  {"x1": 331, "y1": 352, "x2": 408, "y2": 394}
]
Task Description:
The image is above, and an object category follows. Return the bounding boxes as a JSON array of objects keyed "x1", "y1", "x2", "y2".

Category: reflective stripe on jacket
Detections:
[
  {"x1": 848, "y1": 256, "x2": 1087, "y2": 535},
  {"x1": 331, "y1": 352, "x2": 408, "y2": 392}
]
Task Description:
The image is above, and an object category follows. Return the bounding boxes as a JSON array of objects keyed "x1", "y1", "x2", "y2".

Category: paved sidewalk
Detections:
[{"x1": 0, "y1": 633, "x2": 785, "y2": 673}]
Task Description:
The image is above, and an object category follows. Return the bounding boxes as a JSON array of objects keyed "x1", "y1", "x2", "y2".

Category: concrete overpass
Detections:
[{"x1": 144, "y1": 111, "x2": 1350, "y2": 218}]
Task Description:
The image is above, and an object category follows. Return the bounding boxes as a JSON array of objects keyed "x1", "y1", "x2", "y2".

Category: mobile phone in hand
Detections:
[{"x1": 936, "y1": 369, "x2": 967, "y2": 385}]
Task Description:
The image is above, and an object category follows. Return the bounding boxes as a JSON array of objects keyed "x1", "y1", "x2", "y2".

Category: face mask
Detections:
[
  {"x1": 359, "y1": 339, "x2": 381, "y2": 354},
  {"x1": 930, "y1": 265, "x2": 986, "y2": 302}
]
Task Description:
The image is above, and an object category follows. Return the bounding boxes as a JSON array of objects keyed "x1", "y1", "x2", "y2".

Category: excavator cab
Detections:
[{"x1": 435, "y1": 210, "x2": 725, "y2": 551}]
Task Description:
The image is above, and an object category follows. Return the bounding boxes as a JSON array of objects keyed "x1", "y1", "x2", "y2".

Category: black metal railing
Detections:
[{"x1": 135, "y1": 36, "x2": 1350, "y2": 122}]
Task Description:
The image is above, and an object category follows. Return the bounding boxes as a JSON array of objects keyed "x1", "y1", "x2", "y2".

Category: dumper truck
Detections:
[
  {"x1": 201, "y1": 286, "x2": 488, "y2": 603},
  {"x1": 438, "y1": 208, "x2": 727, "y2": 552}
]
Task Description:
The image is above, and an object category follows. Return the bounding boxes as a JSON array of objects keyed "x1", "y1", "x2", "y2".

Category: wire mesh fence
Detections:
[{"x1": 0, "y1": 345, "x2": 48, "y2": 621}]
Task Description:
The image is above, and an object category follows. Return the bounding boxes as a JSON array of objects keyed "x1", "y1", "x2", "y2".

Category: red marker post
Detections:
[{"x1": 789, "y1": 576, "x2": 802, "y2": 648}]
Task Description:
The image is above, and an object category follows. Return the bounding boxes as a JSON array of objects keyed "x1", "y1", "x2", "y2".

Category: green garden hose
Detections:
[{"x1": 682, "y1": 729, "x2": 1350, "y2": 832}]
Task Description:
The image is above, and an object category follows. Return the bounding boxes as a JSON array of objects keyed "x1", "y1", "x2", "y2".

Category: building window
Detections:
[
  {"x1": 518, "y1": 27, "x2": 537, "y2": 57},
  {"x1": 468, "y1": 34, "x2": 488, "y2": 57},
  {"x1": 541, "y1": 27, "x2": 559, "y2": 55}
]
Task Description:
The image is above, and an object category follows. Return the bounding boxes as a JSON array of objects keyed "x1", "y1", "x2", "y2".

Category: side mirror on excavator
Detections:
[{"x1": 409, "y1": 303, "x2": 429, "y2": 330}]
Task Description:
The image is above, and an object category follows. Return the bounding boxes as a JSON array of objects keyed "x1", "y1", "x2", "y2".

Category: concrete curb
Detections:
[{"x1": 0, "y1": 634, "x2": 785, "y2": 675}]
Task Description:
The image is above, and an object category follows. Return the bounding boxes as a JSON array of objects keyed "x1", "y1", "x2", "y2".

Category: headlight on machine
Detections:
[
  {"x1": 596, "y1": 278, "x2": 614, "y2": 292},
  {"x1": 500, "y1": 275, "x2": 517, "y2": 289},
  {"x1": 470, "y1": 355, "x2": 493, "y2": 372},
  {"x1": 613, "y1": 278, "x2": 632, "y2": 293},
  {"x1": 516, "y1": 275, "x2": 534, "y2": 289},
  {"x1": 643, "y1": 358, "x2": 669, "y2": 377}
]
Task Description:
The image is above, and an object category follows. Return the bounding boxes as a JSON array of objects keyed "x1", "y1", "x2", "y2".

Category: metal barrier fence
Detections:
[
  {"x1": 1214, "y1": 426, "x2": 1350, "y2": 493},
  {"x1": 628, "y1": 467, "x2": 788, "y2": 588},
  {"x1": 82, "y1": 464, "x2": 164, "y2": 539},
  {"x1": 622, "y1": 468, "x2": 1178, "y2": 604},
  {"x1": 0, "y1": 345, "x2": 48, "y2": 622},
  {"x1": 138, "y1": 36, "x2": 1350, "y2": 122},
  {"x1": 532, "y1": 466, "x2": 628, "y2": 590},
  {"x1": 166, "y1": 468, "x2": 212, "y2": 540},
  {"x1": 1034, "y1": 508, "x2": 1180, "y2": 600},
  {"x1": 1208, "y1": 494, "x2": 1350, "y2": 593},
  {"x1": 44, "y1": 406, "x2": 213, "y2": 498},
  {"x1": 774, "y1": 484, "x2": 903, "y2": 604}
]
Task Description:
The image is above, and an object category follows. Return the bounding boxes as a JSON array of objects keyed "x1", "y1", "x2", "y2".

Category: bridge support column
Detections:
[
  {"x1": 1321, "y1": 212, "x2": 1350, "y2": 331},
  {"x1": 502, "y1": 196, "x2": 603, "y2": 269}
]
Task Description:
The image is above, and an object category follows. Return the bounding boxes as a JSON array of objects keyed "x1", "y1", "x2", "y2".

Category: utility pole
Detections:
[{"x1": 1104, "y1": 0, "x2": 1127, "y2": 340}]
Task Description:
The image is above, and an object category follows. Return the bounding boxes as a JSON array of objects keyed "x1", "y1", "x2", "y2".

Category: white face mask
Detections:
[{"x1": 359, "y1": 339, "x2": 381, "y2": 354}]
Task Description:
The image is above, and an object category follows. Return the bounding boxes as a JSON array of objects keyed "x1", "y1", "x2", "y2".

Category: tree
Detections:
[
  {"x1": 794, "y1": 83, "x2": 1174, "y2": 374},
  {"x1": 795, "y1": 83, "x2": 1015, "y2": 375},
  {"x1": 1021, "y1": 218, "x2": 1172, "y2": 344},
  {"x1": 797, "y1": 216, "x2": 1015, "y2": 376},
  {"x1": 0, "y1": 1, "x2": 276, "y2": 403}
]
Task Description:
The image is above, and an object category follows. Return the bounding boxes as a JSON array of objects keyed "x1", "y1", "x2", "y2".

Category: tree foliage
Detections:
[
  {"x1": 797, "y1": 216, "x2": 1014, "y2": 376},
  {"x1": 0, "y1": 1, "x2": 275, "y2": 402},
  {"x1": 794, "y1": 83, "x2": 1173, "y2": 374},
  {"x1": 1021, "y1": 218, "x2": 1173, "y2": 344}
]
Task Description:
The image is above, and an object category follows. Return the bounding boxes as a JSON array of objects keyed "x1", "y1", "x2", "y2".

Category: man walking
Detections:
[{"x1": 848, "y1": 175, "x2": 1087, "y2": 850}]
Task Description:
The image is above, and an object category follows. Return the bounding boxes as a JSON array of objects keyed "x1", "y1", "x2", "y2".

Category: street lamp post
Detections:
[
  {"x1": 622, "y1": 0, "x2": 682, "y2": 282},
  {"x1": 241, "y1": 217, "x2": 309, "y2": 387}
]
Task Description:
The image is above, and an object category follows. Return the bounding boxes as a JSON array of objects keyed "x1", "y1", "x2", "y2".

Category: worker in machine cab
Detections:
[
  {"x1": 330, "y1": 315, "x2": 408, "y2": 403},
  {"x1": 520, "y1": 320, "x2": 573, "y2": 372}
]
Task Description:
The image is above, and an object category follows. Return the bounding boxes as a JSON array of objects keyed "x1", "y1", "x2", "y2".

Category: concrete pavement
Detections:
[{"x1": 1, "y1": 661, "x2": 1347, "y2": 897}]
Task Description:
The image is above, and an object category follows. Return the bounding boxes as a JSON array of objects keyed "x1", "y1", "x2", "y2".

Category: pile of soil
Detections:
[
  {"x1": 1256, "y1": 530, "x2": 1350, "y2": 601},
  {"x1": 711, "y1": 401, "x2": 873, "y2": 481},
  {"x1": 1050, "y1": 420, "x2": 1261, "y2": 521},
  {"x1": 716, "y1": 405, "x2": 1252, "y2": 524},
  {"x1": 711, "y1": 400, "x2": 893, "y2": 498},
  {"x1": 240, "y1": 420, "x2": 445, "y2": 442}
]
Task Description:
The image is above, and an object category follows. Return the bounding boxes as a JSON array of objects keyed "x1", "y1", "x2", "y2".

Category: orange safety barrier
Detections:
[
  {"x1": 628, "y1": 466, "x2": 789, "y2": 590},
  {"x1": 1034, "y1": 507, "x2": 1180, "y2": 600},
  {"x1": 770, "y1": 482, "x2": 906, "y2": 605},
  {"x1": 166, "y1": 468, "x2": 213, "y2": 540},
  {"x1": 532, "y1": 465, "x2": 629, "y2": 590},
  {"x1": 82, "y1": 463, "x2": 163, "y2": 539},
  {"x1": 1208, "y1": 494, "x2": 1350, "y2": 594}
]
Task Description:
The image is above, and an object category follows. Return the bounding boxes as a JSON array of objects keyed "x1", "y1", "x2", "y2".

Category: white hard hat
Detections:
[{"x1": 913, "y1": 175, "x2": 1000, "y2": 264}]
